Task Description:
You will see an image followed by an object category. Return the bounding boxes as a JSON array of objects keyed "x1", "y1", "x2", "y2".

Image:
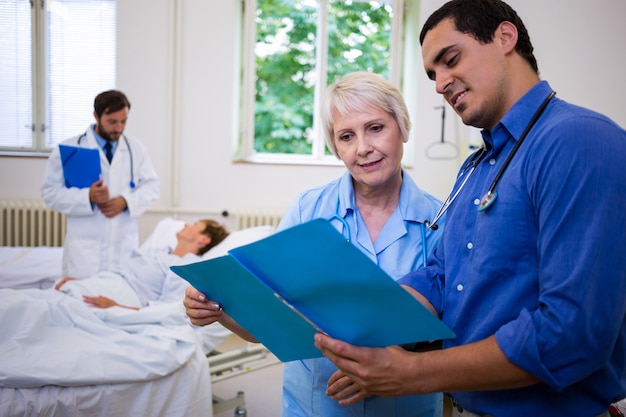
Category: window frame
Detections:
[
  {"x1": 0, "y1": 0, "x2": 116, "y2": 157},
  {"x1": 236, "y1": 0, "x2": 406, "y2": 166}
]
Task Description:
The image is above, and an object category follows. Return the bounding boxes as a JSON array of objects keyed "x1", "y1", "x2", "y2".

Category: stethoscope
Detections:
[
  {"x1": 425, "y1": 90, "x2": 556, "y2": 230},
  {"x1": 329, "y1": 208, "x2": 429, "y2": 267},
  {"x1": 77, "y1": 130, "x2": 136, "y2": 189}
]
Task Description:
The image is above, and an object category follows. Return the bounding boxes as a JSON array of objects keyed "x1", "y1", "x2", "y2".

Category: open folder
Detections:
[
  {"x1": 59, "y1": 144, "x2": 101, "y2": 188},
  {"x1": 171, "y1": 218, "x2": 454, "y2": 362}
]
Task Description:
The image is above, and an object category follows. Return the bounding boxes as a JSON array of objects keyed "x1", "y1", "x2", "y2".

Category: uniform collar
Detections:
[{"x1": 336, "y1": 169, "x2": 431, "y2": 225}]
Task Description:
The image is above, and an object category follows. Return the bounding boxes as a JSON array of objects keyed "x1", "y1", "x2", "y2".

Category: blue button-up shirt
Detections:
[
  {"x1": 400, "y1": 81, "x2": 626, "y2": 416},
  {"x1": 92, "y1": 124, "x2": 119, "y2": 156}
]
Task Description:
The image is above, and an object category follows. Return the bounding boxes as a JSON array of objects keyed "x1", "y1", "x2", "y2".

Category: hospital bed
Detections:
[
  {"x1": 0, "y1": 245, "x2": 63, "y2": 290},
  {"x1": 209, "y1": 342, "x2": 282, "y2": 415},
  {"x1": 0, "y1": 218, "x2": 281, "y2": 417}
]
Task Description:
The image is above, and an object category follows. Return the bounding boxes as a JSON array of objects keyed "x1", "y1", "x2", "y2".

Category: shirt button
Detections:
[
  {"x1": 489, "y1": 158, "x2": 496, "y2": 165},
  {"x1": 457, "y1": 284, "x2": 464, "y2": 291},
  {"x1": 467, "y1": 242, "x2": 473, "y2": 249},
  {"x1": 473, "y1": 198, "x2": 480, "y2": 205}
]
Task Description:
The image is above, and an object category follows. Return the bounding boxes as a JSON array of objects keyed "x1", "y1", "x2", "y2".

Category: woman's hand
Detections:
[{"x1": 183, "y1": 285, "x2": 224, "y2": 326}]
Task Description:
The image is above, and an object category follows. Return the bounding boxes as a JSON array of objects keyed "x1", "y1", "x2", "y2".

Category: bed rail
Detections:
[{"x1": 209, "y1": 344, "x2": 281, "y2": 416}]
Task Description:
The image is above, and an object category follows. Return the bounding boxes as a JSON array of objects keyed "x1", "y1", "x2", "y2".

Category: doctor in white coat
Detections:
[{"x1": 41, "y1": 90, "x2": 159, "y2": 279}]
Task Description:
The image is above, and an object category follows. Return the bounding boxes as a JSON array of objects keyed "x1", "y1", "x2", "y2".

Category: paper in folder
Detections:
[
  {"x1": 171, "y1": 218, "x2": 454, "y2": 362},
  {"x1": 59, "y1": 144, "x2": 101, "y2": 188}
]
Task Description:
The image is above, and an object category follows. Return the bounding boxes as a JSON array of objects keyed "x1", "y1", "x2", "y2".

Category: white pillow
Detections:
[
  {"x1": 140, "y1": 218, "x2": 275, "y2": 259},
  {"x1": 202, "y1": 225, "x2": 275, "y2": 260},
  {"x1": 140, "y1": 218, "x2": 185, "y2": 254}
]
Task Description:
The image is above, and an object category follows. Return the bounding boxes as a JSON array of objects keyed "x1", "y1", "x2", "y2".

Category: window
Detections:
[
  {"x1": 0, "y1": 0, "x2": 116, "y2": 154},
  {"x1": 238, "y1": 0, "x2": 405, "y2": 164}
]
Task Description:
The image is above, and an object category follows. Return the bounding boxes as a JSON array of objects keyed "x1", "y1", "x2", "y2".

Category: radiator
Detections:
[
  {"x1": 0, "y1": 200, "x2": 66, "y2": 247},
  {"x1": 233, "y1": 210, "x2": 282, "y2": 230}
]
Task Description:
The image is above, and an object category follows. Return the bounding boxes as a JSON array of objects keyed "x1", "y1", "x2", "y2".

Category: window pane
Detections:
[
  {"x1": 0, "y1": 0, "x2": 33, "y2": 148},
  {"x1": 46, "y1": 0, "x2": 116, "y2": 147},
  {"x1": 325, "y1": 0, "x2": 393, "y2": 156},
  {"x1": 327, "y1": 0, "x2": 393, "y2": 83},
  {"x1": 253, "y1": 0, "x2": 394, "y2": 156},
  {"x1": 254, "y1": 0, "x2": 318, "y2": 154}
]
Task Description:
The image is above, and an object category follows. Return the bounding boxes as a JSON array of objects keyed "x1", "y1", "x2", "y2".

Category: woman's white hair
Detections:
[{"x1": 321, "y1": 71, "x2": 411, "y2": 158}]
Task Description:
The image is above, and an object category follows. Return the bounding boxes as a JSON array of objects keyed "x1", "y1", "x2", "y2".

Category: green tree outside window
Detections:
[{"x1": 254, "y1": 0, "x2": 393, "y2": 155}]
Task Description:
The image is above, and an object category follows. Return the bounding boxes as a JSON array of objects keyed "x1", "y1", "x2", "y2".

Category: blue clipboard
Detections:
[
  {"x1": 59, "y1": 144, "x2": 101, "y2": 188},
  {"x1": 172, "y1": 219, "x2": 454, "y2": 362}
]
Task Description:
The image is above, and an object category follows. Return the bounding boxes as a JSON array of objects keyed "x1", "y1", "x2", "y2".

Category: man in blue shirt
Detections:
[{"x1": 314, "y1": 1, "x2": 626, "y2": 416}]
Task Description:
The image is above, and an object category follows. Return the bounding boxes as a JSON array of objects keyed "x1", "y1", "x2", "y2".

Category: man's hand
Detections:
[
  {"x1": 326, "y1": 369, "x2": 372, "y2": 405},
  {"x1": 89, "y1": 179, "x2": 109, "y2": 204},
  {"x1": 83, "y1": 295, "x2": 118, "y2": 308},
  {"x1": 83, "y1": 295, "x2": 138, "y2": 310},
  {"x1": 98, "y1": 196, "x2": 127, "y2": 218},
  {"x1": 54, "y1": 276, "x2": 77, "y2": 290},
  {"x1": 315, "y1": 333, "x2": 418, "y2": 401}
]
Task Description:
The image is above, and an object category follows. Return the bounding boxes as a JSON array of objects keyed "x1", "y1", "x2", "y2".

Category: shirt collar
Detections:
[
  {"x1": 482, "y1": 80, "x2": 554, "y2": 152},
  {"x1": 91, "y1": 124, "x2": 119, "y2": 151},
  {"x1": 336, "y1": 168, "x2": 432, "y2": 225}
]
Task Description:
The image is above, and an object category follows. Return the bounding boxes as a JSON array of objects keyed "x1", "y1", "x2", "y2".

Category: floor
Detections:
[{"x1": 210, "y1": 335, "x2": 452, "y2": 417}]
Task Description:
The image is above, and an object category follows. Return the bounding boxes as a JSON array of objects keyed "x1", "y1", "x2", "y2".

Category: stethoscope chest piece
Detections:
[{"x1": 477, "y1": 191, "x2": 498, "y2": 212}]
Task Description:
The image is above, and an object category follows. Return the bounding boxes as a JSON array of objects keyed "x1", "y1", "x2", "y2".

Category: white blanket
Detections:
[
  {"x1": 0, "y1": 288, "x2": 198, "y2": 389},
  {"x1": 56, "y1": 266, "x2": 231, "y2": 355},
  {"x1": 0, "y1": 247, "x2": 63, "y2": 289}
]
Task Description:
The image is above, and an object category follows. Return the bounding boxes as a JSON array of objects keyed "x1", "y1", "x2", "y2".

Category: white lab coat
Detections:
[{"x1": 41, "y1": 125, "x2": 160, "y2": 278}]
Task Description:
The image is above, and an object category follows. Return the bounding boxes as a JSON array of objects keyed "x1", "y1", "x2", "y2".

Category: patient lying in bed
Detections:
[
  {"x1": 0, "y1": 217, "x2": 276, "y2": 417},
  {"x1": 52, "y1": 219, "x2": 233, "y2": 355},
  {"x1": 55, "y1": 219, "x2": 228, "y2": 310}
]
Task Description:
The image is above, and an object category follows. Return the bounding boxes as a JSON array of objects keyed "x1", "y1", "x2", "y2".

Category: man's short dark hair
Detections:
[
  {"x1": 94, "y1": 90, "x2": 131, "y2": 118},
  {"x1": 420, "y1": 0, "x2": 538, "y2": 74}
]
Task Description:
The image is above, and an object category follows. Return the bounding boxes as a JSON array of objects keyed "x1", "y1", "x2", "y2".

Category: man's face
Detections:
[
  {"x1": 177, "y1": 222, "x2": 211, "y2": 249},
  {"x1": 94, "y1": 107, "x2": 129, "y2": 141},
  {"x1": 421, "y1": 18, "x2": 510, "y2": 130}
]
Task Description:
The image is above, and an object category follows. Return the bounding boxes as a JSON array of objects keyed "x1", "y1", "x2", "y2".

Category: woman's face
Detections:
[{"x1": 332, "y1": 105, "x2": 403, "y2": 194}]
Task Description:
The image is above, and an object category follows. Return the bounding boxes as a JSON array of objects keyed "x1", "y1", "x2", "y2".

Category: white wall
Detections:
[{"x1": 1, "y1": 0, "x2": 624, "y2": 239}]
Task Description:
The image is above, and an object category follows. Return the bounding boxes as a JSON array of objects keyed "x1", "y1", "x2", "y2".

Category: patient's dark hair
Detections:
[
  {"x1": 94, "y1": 90, "x2": 132, "y2": 118},
  {"x1": 198, "y1": 219, "x2": 230, "y2": 256},
  {"x1": 420, "y1": 0, "x2": 538, "y2": 74}
]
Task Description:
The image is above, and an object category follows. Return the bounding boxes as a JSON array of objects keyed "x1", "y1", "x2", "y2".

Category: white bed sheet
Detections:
[
  {"x1": 0, "y1": 246, "x2": 63, "y2": 289},
  {"x1": 0, "y1": 344, "x2": 212, "y2": 417},
  {"x1": 0, "y1": 287, "x2": 213, "y2": 417}
]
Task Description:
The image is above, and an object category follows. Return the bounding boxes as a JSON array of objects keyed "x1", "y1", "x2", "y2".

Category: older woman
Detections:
[{"x1": 184, "y1": 72, "x2": 444, "y2": 417}]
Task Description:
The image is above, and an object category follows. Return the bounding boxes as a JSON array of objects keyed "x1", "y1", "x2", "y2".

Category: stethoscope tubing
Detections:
[
  {"x1": 77, "y1": 130, "x2": 135, "y2": 189},
  {"x1": 427, "y1": 90, "x2": 556, "y2": 227},
  {"x1": 477, "y1": 90, "x2": 556, "y2": 211}
]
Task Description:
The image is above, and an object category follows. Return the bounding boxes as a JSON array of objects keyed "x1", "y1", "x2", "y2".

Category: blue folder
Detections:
[
  {"x1": 59, "y1": 144, "x2": 101, "y2": 188},
  {"x1": 171, "y1": 218, "x2": 454, "y2": 362}
]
